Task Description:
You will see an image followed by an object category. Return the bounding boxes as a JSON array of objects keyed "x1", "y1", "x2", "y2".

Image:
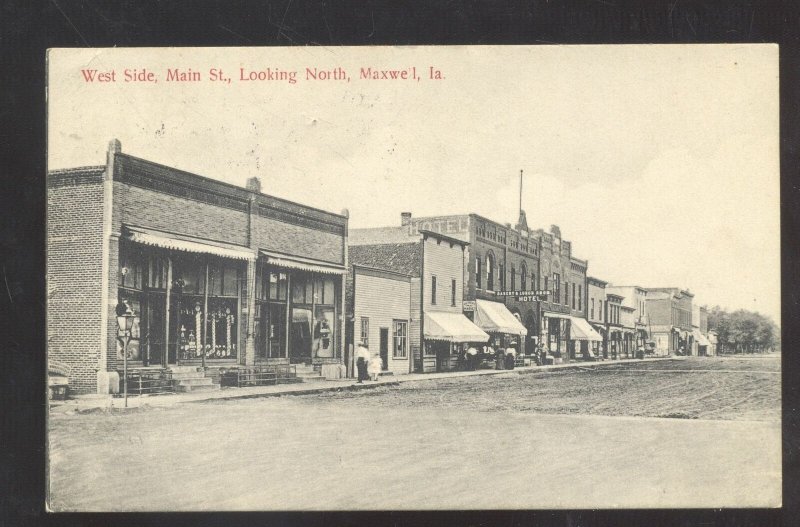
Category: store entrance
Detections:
[
  {"x1": 290, "y1": 307, "x2": 313, "y2": 363},
  {"x1": 143, "y1": 292, "x2": 167, "y2": 366}
]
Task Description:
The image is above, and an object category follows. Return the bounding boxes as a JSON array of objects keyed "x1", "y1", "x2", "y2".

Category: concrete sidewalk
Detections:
[{"x1": 50, "y1": 356, "x2": 676, "y2": 412}]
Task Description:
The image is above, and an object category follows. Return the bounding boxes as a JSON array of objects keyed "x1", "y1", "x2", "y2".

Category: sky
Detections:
[{"x1": 47, "y1": 45, "x2": 780, "y2": 325}]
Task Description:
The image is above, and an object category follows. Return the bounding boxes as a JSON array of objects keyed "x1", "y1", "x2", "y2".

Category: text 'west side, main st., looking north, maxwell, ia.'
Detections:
[{"x1": 80, "y1": 67, "x2": 446, "y2": 84}]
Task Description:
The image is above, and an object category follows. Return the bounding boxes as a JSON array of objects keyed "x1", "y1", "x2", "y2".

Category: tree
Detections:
[{"x1": 707, "y1": 307, "x2": 779, "y2": 354}]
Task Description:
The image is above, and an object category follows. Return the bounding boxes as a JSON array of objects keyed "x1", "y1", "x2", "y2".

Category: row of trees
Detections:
[{"x1": 707, "y1": 306, "x2": 780, "y2": 354}]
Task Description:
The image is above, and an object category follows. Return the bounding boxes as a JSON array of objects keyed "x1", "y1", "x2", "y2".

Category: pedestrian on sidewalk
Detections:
[
  {"x1": 368, "y1": 352, "x2": 382, "y2": 381},
  {"x1": 356, "y1": 341, "x2": 370, "y2": 383},
  {"x1": 495, "y1": 347, "x2": 505, "y2": 370},
  {"x1": 465, "y1": 345, "x2": 478, "y2": 371}
]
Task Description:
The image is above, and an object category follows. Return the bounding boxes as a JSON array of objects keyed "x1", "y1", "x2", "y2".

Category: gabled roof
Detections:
[{"x1": 349, "y1": 242, "x2": 421, "y2": 277}]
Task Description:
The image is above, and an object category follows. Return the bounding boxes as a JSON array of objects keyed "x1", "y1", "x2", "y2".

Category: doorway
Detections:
[{"x1": 379, "y1": 327, "x2": 389, "y2": 371}]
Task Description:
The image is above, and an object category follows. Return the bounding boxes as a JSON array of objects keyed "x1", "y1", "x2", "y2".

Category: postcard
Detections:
[{"x1": 46, "y1": 45, "x2": 780, "y2": 511}]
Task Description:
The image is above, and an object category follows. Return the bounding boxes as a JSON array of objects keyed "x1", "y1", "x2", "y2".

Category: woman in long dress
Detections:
[{"x1": 368, "y1": 352, "x2": 383, "y2": 381}]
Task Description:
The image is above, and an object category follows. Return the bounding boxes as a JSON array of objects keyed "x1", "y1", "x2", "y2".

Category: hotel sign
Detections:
[
  {"x1": 495, "y1": 290, "x2": 550, "y2": 302},
  {"x1": 462, "y1": 301, "x2": 476, "y2": 312}
]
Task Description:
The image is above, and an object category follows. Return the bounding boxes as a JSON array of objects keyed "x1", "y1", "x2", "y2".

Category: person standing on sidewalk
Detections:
[
  {"x1": 356, "y1": 341, "x2": 370, "y2": 383},
  {"x1": 368, "y1": 351, "x2": 382, "y2": 381}
]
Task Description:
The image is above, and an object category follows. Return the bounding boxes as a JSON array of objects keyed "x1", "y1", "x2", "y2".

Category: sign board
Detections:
[
  {"x1": 462, "y1": 300, "x2": 476, "y2": 312},
  {"x1": 495, "y1": 290, "x2": 550, "y2": 297}
]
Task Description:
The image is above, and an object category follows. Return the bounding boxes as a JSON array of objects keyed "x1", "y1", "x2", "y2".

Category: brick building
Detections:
[
  {"x1": 348, "y1": 228, "x2": 488, "y2": 373},
  {"x1": 48, "y1": 140, "x2": 348, "y2": 394},
  {"x1": 604, "y1": 292, "x2": 624, "y2": 359},
  {"x1": 645, "y1": 287, "x2": 694, "y2": 356}
]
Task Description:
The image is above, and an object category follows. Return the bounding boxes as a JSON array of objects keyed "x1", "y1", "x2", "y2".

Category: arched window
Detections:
[
  {"x1": 520, "y1": 262, "x2": 528, "y2": 291},
  {"x1": 475, "y1": 255, "x2": 482, "y2": 289},
  {"x1": 510, "y1": 265, "x2": 516, "y2": 291},
  {"x1": 498, "y1": 263, "x2": 505, "y2": 291},
  {"x1": 486, "y1": 253, "x2": 495, "y2": 291}
]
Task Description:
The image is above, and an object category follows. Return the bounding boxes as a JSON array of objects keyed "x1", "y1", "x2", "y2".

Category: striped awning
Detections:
[
  {"x1": 473, "y1": 300, "x2": 527, "y2": 336},
  {"x1": 424, "y1": 312, "x2": 490, "y2": 343},
  {"x1": 260, "y1": 250, "x2": 346, "y2": 275},
  {"x1": 570, "y1": 317, "x2": 603, "y2": 342},
  {"x1": 124, "y1": 226, "x2": 255, "y2": 260}
]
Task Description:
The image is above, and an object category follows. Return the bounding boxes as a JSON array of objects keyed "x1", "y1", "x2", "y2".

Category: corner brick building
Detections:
[{"x1": 48, "y1": 140, "x2": 348, "y2": 394}]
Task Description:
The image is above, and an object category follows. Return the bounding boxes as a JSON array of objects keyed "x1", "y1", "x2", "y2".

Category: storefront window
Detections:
[
  {"x1": 269, "y1": 272, "x2": 288, "y2": 301},
  {"x1": 116, "y1": 291, "x2": 141, "y2": 361},
  {"x1": 313, "y1": 307, "x2": 335, "y2": 358},
  {"x1": 393, "y1": 320, "x2": 408, "y2": 358}
]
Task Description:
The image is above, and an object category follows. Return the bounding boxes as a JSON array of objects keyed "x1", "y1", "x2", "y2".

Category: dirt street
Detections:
[{"x1": 48, "y1": 356, "x2": 781, "y2": 511}]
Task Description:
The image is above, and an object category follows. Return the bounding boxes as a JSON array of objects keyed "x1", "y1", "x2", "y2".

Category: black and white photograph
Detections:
[{"x1": 45, "y1": 45, "x2": 780, "y2": 511}]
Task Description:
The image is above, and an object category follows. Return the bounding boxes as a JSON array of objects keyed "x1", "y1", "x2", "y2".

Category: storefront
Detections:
[
  {"x1": 568, "y1": 316, "x2": 603, "y2": 360},
  {"x1": 541, "y1": 312, "x2": 571, "y2": 362},
  {"x1": 255, "y1": 250, "x2": 346, "y2": 365},
  {"x1": 117, "y1": 226, "x2": 254, "y2": 368},
  {"x1": 472, "y1": 299, "x2": 527, "y2": 355},
  {"x1": 423, "y1": 311, "x2": 489, "y2": 372}
]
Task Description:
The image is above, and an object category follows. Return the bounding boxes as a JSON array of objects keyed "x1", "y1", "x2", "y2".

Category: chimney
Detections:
[
  {"x1": 246, "y1": 177, "x2": 262, "y2": 193},
  {"x1": 401, "y1": 212, "x2": 412, "y2": 226}
]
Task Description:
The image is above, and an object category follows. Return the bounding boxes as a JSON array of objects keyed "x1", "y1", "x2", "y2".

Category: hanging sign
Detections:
[{"x1": 462, "y1": 300, "x2": 476, "y2": 312}]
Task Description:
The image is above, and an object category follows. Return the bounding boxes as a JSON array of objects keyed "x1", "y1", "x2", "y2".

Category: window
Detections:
[
  {"x1": 510, "y1": 266, "x2": 516, "y2": 290},
  {"x1": 552, "y1": 273, "x2": 560, "y2": 302},
  {"x1": 486, "y1": 253, "x2": 495, "y2": 291},
  {"x1": 451, "y1": 278, "x2": 457, "y2": 307},
  {"x1": 531, "y1": 272, "x2": 536, "y2": 292},
  {"x1": 521, "y1": 263, "x2": 527, "y2": 290},
  {"x1": 591, "y1": 298, "x2": 595, "y2": 319},
  {"x1": 564, "y1": 281, "x2": 569, "y2": 305},
  {"x1": 431, "y1": 275, "x2": 437, "y2": 305},
  {"x1": 475, "y1": 256, "x2": 482, "y2": 288},
  {"x1": 360, "y1": 317, "x2": 369, "y2": 348},
  {"x1": 268, "y1": 272, "x2": 288, "y2": 301},
  {"x1": 578, "y1": 285, "x2": 583, "y2": 311},
  {"x1": 572, "y1": 282, "x2": 576, "y2": 309},
  {"x1": 393, "y1": 320, "x2": 408, "y2": 358}
]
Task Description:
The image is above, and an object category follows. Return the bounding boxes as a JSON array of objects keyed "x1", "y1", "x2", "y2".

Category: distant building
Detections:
[
  {"x1": 606, "y1": 286, "x2": 650, "y2": 355},
  {"x1": 605, "y1": 293, "x2": 624, "y2": 359},
  {"x1": 645, "y1": 288, "x2": 694, "y2": 355},
  {"x1": 691, "y1": 305, "x2": 713, "y2": 356},
  {"x1": 587, "y1": 276, "x2": 608, "y2": 359}
]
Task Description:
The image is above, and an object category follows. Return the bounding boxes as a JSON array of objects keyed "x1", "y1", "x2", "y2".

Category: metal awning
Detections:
[
  {"x1": 692, "y1": 329, "x2": 711, "y2": 346},
  {"x1": 473, "y1": 300, "x2": 528, "y2": 336},
  {"x1": 124, "y1": 226, "x2": 255, "y2": 260},
  {"x1": 590, "y1": 322, "x2": 606, "y2": 334},
  {"x1": 424, "y1": 312, "x2": 490, "y2": 343},
  {"x1": 569, "y1": 317, "x2": 603, "y2": 341},
  {"x1": 260, "y1": 250, "x2": 346, "y2": 275}
]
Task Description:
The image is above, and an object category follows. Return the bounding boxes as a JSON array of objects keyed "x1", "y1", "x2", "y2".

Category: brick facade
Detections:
[
  {"x1": 48, "y1": 141, "x2": 348, "y2": 394},
  {"x1": 47, "y1": 168, "x2": 106, "y2": 394}
]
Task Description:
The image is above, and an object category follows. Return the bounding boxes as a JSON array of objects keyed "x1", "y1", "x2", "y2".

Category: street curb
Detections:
[{"x1": 184, "y1": 380, "x2": 402, "y2": 403}]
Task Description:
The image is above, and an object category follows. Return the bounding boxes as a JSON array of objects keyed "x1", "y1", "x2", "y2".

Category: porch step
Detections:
[
  {"x1": 176, "y1": 383, "x2": 220, "y2": 393},
  {"x1": 168, "y1": 366, "x2": 203, "y2": 374},
  {"x1": 170, "y1": 371, "x2": 208, "y2": 380}
]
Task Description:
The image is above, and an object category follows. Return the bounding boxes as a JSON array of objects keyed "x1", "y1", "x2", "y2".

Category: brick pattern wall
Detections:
[
  {"x1": 47, "y1": 173, "x2": 105, "y2": 394},
  {"x1": 254, "y1": 216, "x2": 343, "y2": 264},
  {"x1": 353, "y1": 272, "x2": 411, "y2": 374},
  {"x1": 116, "y1": 182, "x2": 249, "y2": 246}
]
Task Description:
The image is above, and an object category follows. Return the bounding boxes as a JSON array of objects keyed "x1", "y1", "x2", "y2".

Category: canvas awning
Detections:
[
  {"x1": 424, "y1": 312, "x2": 490, "y2": 343},
  {"x1": 124, "y1": 226, "x2": 255, "y2": 260},
  {"x1": 590, "y1": 322, "x2": 606, "y2": 334},
  {"x1": 569, "y1": 317, "x2": 603, "y2": 341},
  {"x1": 473, "y1": 300, "x2": 528, "y2": 335},
  {"x1": 260, "y1": 249, "x2": 346, "y2": 275},
  {"x1": 692, "y1": 329, "x2": 711, "y2": 346},
  {"x1": 542, "y1": 312, "x2": 571, "y2": 320}
]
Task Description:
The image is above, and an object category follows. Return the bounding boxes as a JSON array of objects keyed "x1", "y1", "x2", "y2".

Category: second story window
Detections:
[
  {"x1": 553, "y1": 273, "x2": 560, "y2": 302},
  {"x1": 521, "y1": 263, "x2": 527, "y2": 290},
  {"x1": 475, "y1": 256, "x2": 482, "y2": 289},
  {"x1": 486, "y1": 253, "x2": 495, "y2": 291},
  {"x1": 511, "y1": 266, "x2": 516, "y2": 291},
  {"x1": 451, "y1": 278, "x2": 457, "y2": 307},
  {"x1": 431, "y1": 275, "x2": 437, "y2": 305}
]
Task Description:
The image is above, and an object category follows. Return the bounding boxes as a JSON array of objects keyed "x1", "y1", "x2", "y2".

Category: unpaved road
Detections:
[{"x1": 48, "y1": 356, "x2": 781, "y2": 511}]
